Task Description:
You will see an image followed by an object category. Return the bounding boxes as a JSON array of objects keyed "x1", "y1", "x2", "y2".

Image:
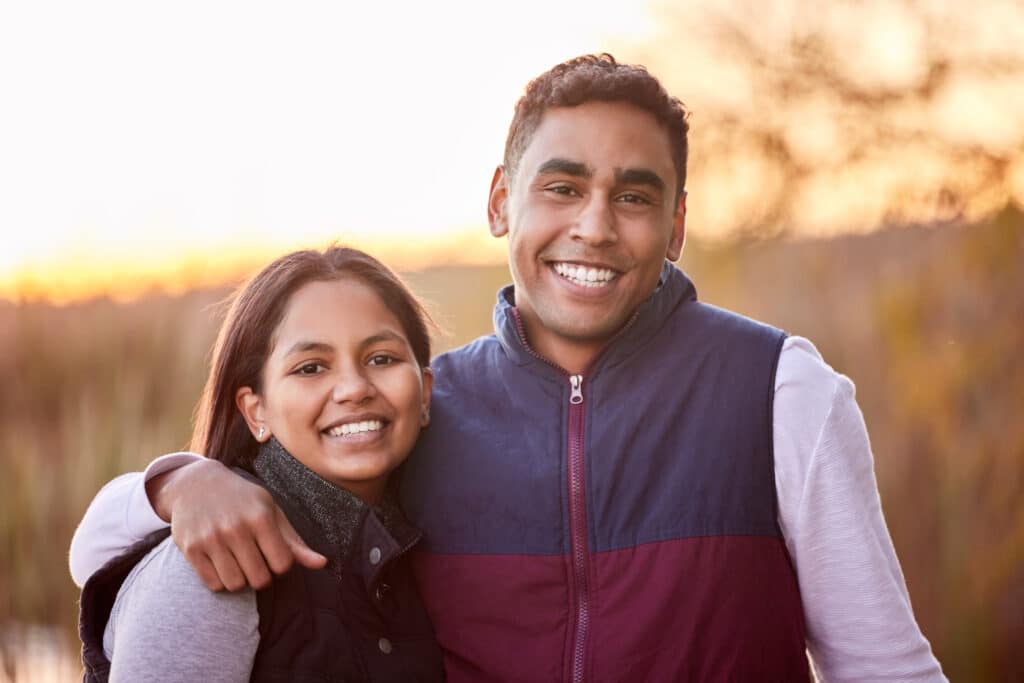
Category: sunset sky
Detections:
[{"x1": 2, "y1": 0, "x2": 1022, "y2": 303}]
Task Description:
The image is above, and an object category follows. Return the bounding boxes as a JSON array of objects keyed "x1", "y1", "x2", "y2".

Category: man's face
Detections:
[{"x1": 489, "y1": 101, "x2": 686, "y2": 371}]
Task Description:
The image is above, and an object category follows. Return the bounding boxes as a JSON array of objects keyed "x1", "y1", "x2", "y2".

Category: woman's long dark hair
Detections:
[{"x1": 190, "y1": 246, "x2": 432, "y2": 470}]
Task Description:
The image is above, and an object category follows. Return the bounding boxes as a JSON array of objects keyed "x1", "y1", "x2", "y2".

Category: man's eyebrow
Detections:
[
  {"x1": 536, "y1": 158, "x2": 592, "y2": 178},
  {"x1": 615, "y1": 167, "x2": 666, "y2": 193},
  {"x1": 282, "y1": 340, "x2": 334, "y2": 356}
]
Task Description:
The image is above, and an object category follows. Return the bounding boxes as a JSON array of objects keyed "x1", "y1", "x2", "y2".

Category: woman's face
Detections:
[{"x1": 237, "y1": 278, "x2": 431, "y2": 503}]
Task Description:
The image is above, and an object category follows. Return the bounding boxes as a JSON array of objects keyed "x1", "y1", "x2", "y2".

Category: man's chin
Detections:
[{"x1": 539, "y1": 312, "x2": 629, "y2": 349}]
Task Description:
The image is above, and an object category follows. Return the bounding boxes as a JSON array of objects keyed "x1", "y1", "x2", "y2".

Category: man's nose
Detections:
[
  {"x1": 331, "y1": 368, "x2": 376, "y2": 404},
  {"x1": 569, "y1": 195, "x2": 617, "y2": 246}
]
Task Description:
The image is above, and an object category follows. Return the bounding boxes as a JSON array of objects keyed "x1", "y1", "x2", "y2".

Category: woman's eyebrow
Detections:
[
  {"x1": 282, "y1": 340, "x2": 334, "y2": 356},
  {"x1": 360, "y1": 330, "x2": 407, "y2": 348},
  {"x1": 280, "y1": 331, "x2": 405, "y2": 357}
]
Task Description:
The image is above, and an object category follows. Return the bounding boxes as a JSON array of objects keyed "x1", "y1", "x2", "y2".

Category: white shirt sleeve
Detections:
[
  {"x1": 104, "y1": 536, "x2": 259, "y2": 682},
  {"x1": 69, "y1": 452, "x2": 203, "y2": 587},
  {"x1": 774, "y1": 336, "x2": 947, "y2": 682}
]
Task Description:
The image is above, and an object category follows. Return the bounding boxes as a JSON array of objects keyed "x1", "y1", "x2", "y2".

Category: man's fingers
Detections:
[
  {"x1": 163, "y1": 459, "x2": 323, "y2": 588},
  {"x1": 248, "y1": 506, "x2": 325, "y2": 576},
  {"x1": 186, "y1": 550, "x2": 226, "y2": 592},
  {"x1": 291, "y1": 538, "x2": 328, "y2": 570},
  {"x1": 248, "y1": 506, "x2": 295, "y2": 576},
  {"x1": 277, "y1": 507, "x2": 327, "y2": 571},
  {"x1": 206, "y1": 544, "x2": 249, "y2": 593},
  {"x1": 231, "y1": 536, "x2": 273, "y2": 590}
]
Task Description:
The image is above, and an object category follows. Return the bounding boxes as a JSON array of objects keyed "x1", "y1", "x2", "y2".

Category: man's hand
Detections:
[{"x1": 148, "y1": 459, "x2": 327, "y2": 591}]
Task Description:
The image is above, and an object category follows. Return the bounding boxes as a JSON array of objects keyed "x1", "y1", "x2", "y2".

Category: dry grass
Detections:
[{"x1": 1, "y1": 208, "x2": 1021, "y2": 680}]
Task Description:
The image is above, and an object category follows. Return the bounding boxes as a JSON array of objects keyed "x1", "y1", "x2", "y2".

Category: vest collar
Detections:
[
  {"x1": 252, "y1": 439, "x2": 420, "y2": 585},
  {"x1": 493, "y1": 261, "x2": 698, "y2": 373}
]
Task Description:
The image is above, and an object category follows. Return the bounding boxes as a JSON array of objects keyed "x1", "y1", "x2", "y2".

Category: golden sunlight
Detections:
[
  {"x1": 2, "y1": 0, "x2": 1022, "y2": 303},
  {"x1": 0, "y1": 0, "x2": 657, "y2": 303}
]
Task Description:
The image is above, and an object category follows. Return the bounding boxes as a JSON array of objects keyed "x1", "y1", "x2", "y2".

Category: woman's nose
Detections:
[{"x1": 331, "y1": 369, "x2": 376, "y2": 404}]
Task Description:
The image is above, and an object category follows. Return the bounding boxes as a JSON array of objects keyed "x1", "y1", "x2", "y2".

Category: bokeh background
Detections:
[{"x1": 2, "y1": 1, "x2": 1022, "y2": 680}]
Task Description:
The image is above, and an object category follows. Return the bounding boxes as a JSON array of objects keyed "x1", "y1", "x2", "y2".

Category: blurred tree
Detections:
[{"x1": 625, "y1": 0, "x2": 1024, "y2": 241}]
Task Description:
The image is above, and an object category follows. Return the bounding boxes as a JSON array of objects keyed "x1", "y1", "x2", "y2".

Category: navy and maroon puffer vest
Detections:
[{"x1": 400, "y1": 262, "x2": 810, "y2": 682}]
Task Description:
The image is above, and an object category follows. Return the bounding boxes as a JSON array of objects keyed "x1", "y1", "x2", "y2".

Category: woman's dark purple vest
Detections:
[{"x1": 79, "y1": 441, "x2": 444, "y2": 682}]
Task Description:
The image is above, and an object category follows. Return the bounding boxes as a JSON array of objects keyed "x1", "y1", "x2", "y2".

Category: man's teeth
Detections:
[
  {"x1": 327, "y1": 420, "x2": 383, "y2": 437},
  {"x1": 553, "y1": 263, "x2": 617, "y2": 287}
]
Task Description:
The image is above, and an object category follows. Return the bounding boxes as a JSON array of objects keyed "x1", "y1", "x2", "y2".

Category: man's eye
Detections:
[
  {"x1": 295, "y1": 363, "x2": 325, "y2": 375},
  {"x1": 547, "y1": 185, "x2": 579, "y2": 197},
  {"x1": 618, "y1": 192, "x2": 651, "y2": 205},
  {"x1": 368, "y1": 354, "x2": 396, "y2": 366}
]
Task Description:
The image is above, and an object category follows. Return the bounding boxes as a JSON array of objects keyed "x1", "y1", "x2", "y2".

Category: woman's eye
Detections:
[
  {"x1": 295, "y1": 363, "x2": 325, "y2": 376},
  {"x1": 368, "y1": 354, "x2": 396, "y2": 366}
]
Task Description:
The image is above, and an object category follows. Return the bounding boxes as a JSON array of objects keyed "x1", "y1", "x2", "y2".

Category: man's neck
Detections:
[
  {"x1": 534, "y1": 337, "x2": 603, "y2": 376},
  {"x1": 514, "y1": 313, "x2": 606, "y2": 375}
]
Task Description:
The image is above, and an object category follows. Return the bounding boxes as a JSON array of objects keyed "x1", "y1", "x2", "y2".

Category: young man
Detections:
[{"x1": 71, "y1": 55, "x2": 946, "y2": 681}]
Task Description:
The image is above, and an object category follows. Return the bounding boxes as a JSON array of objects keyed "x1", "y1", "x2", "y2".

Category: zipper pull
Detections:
[{"x1": 569, "y1": 375, "x2": 583, "y2": 405}]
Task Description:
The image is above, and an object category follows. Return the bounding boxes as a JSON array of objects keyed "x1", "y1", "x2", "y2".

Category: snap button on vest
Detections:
[
  {"x1": 378, "y1": 637, "x2": 393, "y2": 654},
  {"x1": 369, "y1": 547, "x2": 382, "y2": 565}
]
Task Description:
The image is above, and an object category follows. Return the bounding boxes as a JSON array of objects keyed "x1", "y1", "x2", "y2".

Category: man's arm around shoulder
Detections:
[
  {"x1": 70, "y1": 452, "x2": 201, "y2": 587},
  {"x1": 69, "y1": 453, "x2": 325, "y2": 590}
]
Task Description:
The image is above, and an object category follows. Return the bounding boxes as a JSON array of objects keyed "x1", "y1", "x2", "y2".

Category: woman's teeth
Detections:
[
  {"x1": 553, "y1": 263, "x2": 616, "y2": 287},
  {"x1": 326, "y1": 420, "x2": 383, "y2": 437}
]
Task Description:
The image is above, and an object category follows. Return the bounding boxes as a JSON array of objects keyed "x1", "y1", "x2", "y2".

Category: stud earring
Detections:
[
  {"x1": 258, "y1": 426, "x2": 266, "y2": 440},
  {"x1": 421, "y1": 408, "x2": 430, "y2": 423}
]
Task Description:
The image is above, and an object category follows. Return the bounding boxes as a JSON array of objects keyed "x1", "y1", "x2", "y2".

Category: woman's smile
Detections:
[{"x1": 322, "y1": 418, "x2": 385, "y2": 439}]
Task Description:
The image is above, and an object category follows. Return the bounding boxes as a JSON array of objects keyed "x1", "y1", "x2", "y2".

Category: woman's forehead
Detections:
[{"x1": 272, "y1": 279, "x2": 408, "y2": 352}]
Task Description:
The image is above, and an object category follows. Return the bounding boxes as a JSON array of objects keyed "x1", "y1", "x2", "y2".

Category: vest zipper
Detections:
[
  {"x1": 569, "y1": 375, "x2": 583, "y2": 404},
  {"x1": 509, "y1": 308, "x2": 641, "y2": 682},
  {"x1": 567, "y1": 373, "x2": 589, "y2": 683}
]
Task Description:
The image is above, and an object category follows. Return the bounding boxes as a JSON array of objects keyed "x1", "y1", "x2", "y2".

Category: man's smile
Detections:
[{"x1": 551, "y1": 261, "x2": 620, "y2": 288}]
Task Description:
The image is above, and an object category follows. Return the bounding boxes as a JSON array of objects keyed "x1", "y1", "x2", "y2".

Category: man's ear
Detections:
[
  {"x1": 488, "y1": 166, "x2": 510, "y2": 238},
  {"x1": 666, "y1": 190, "x2": 687, "y2": 261},
  {"x1": 420, "y1": 367, "x2": 433, "y2": 427},
  {"x1": 235, "y1": 386, "x2": 269, "y2": 442}
]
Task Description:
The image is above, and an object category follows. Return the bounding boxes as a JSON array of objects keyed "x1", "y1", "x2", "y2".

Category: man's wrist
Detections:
[
  {"x1": 146, "y1": 469, "x2": 178, "y2": 522},
  {"x1": 141, "y1": 452, "x2": 207, "y2": 522}
]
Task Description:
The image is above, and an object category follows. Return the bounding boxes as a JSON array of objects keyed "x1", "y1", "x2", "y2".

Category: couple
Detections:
[{"x1": 72, "y1": 55, "x2": 946, "y2": 681}]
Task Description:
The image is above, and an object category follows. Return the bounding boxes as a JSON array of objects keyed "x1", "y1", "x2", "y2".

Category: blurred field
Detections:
[{"x1": 1, "y1": 207, "x2": 1022, "y2": 680}]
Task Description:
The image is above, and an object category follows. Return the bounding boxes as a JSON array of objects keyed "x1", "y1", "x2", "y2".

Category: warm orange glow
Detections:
[
  {"x1": 3, "y1": 0, "x2": 1022, "y2": 303},
  {"x1": 0, "y1": 230, "x2": 508, "y2": 305}
]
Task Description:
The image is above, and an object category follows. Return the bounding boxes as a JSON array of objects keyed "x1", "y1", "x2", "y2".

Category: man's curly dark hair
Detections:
[{"x1": 502, "y1": 53, "x2": 691, "y2": 199}]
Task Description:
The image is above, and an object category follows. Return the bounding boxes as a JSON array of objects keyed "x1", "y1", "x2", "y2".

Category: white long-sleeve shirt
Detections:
[{"x1": 69, "y1": 336, "x2": 946, "y2": 682}]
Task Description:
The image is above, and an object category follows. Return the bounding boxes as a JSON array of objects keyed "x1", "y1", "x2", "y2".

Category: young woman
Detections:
[{"x1": 79, "y1": 247, "x2": 445, "y2": 681}]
